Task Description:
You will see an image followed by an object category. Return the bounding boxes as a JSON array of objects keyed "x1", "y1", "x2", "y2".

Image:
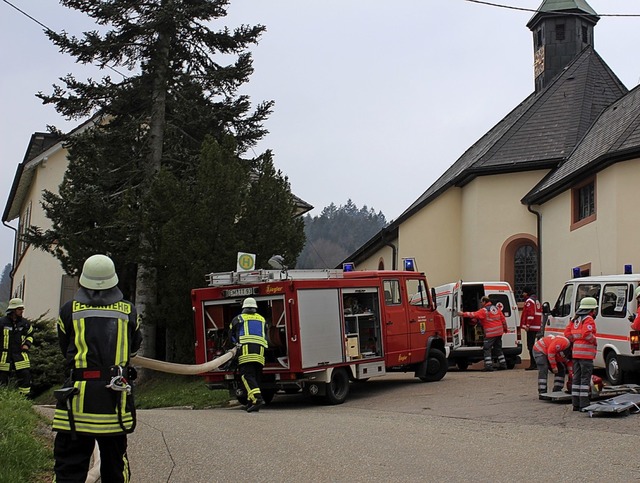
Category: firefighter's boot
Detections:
[
  {"x1": 246, "y1": 397, "x2": 265, "y2": 413},
  {"x1": 482, "y1": 365, "x2": 495, "y2": 372},
  {"x1": 498, "y1": 363, "x2": 508, "y2": 370}
]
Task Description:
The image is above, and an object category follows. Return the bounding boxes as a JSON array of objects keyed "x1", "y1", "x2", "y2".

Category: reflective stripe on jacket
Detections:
[
  {"x1": 230, "y1": 312, "x2": 268, "y2": 365},
  {"x1": 564, "y1": 315, "x2": 597, "y2": 360},
  {"x1": 520, "y1": 295, "x2": 542, "y2": 330},
  {"x1": 53, "y1": 298, "x2": 142, "y2": 435}
]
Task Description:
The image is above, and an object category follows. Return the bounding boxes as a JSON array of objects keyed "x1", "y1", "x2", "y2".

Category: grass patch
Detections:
[
  {"x1": 0, "y1": 388, "x2": 53, "y2": 483},
  {"x1": 134, "y1": 373, "x2": 230, "y2": 409}
]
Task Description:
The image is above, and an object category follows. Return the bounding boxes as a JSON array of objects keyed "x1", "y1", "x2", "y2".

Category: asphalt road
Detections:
[{"x1": 122, "y1": 365, "x2": 639, "y2": 483}]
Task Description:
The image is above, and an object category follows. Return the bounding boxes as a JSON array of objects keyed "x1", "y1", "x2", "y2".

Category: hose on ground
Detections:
[{"x1": 131, "y1": 347, "x2": 237, "y2": 375}]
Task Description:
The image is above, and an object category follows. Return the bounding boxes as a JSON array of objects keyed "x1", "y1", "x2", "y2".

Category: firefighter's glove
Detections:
[{"x1": 629, "y1": 314, "x2": 636, "y2": 323}]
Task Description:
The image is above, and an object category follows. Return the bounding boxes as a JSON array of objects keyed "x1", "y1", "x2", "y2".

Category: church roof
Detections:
[
  {"x1": 524, "y1": 84, "x2": 640, "y2": 204},
  {"x1": 397, "y1": 46, "x2": 626, "y2": 223}
]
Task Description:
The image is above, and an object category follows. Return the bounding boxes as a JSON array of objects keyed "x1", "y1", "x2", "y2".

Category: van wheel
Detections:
[
  {"x1": 456, "y1": 360, "x2": 469, "y2": 371},
  {"x1": 506, "y1": 359, "x2": 517, "y2": 370},
  {"x1": 323, "y1": 368, "x2": 350, "y2": 405},
  {"x1": 419, "y1": 348, "x2": 447, "y2": 382},
  {"x1": 606, "y1": 352, "x2": 624, "y2": 385}
]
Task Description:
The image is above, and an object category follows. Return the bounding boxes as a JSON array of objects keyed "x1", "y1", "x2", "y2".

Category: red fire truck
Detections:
[{"x1": 192, "y1": 268, "x2": 448, "y2": 405}]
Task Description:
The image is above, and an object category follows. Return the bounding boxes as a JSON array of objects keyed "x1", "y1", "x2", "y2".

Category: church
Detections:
[{"x1": 344, "y1": 0, "x2": 640, "y2": 306}]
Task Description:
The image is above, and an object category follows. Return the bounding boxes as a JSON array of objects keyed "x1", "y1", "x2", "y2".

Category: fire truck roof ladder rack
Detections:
[{"x1": 205, "y1": 269, "x2": 345, "y2": 287}]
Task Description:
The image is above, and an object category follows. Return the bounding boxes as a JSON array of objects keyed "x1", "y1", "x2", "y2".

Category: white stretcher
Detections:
[
  {"x1": 582, "y1": 393, "x2": 640, "y2": 416},
  {"x1": 539, "y1": 384, "x2": 640, "y2": 403}
]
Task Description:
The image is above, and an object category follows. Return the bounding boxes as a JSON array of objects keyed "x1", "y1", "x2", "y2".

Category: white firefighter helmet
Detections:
[
  {"x1": 577, "y1": 297, "x2": 598, "y2": 311},
  {"x1": 79, "y1": 254, "x2": 119, "y2": 290},
  {"x1": 242, "y1": 297, "x2": 258, "y2": 309},
  {"x1": 7, "y1": 298, "x2": 25, "y2": 310}
]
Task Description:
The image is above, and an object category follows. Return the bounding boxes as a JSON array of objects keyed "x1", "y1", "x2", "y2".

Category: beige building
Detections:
[{"x1": 344, "y1": 0, "x2": 640, "y2": 306}]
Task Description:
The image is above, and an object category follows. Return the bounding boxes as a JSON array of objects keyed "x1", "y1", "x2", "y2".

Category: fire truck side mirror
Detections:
[{"x1": 431, "y1": 287, "x2": 437, "y2": 309}]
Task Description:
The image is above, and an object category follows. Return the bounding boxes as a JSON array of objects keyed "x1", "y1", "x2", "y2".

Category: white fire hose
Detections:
[{"x1": 85, "y1": 348, "x2": 237, "y2": 483}]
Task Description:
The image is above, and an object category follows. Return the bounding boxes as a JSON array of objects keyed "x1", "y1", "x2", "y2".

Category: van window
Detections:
[
  {"x1": 489, "y1": 294, "x2": 511, "y2": 318},
  {"x1": 601, "y1": 284, "x2": 628, "y2": 318},
  {"x1": 576, "y1": 283, "x2": 601, "y2": 314},
  {"x1": 554, "y1": 284, "x2": 574, "y2": 317}
]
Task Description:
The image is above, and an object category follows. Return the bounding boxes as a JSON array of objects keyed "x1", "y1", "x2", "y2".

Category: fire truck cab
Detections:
[{"x1": 192, "y1": 268, "x2": 448, "y2": 405}]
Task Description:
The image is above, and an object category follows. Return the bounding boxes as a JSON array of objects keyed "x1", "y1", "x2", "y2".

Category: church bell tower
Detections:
[{"x1": 527, "y1": 0, "x2": 600, "y2": 92}]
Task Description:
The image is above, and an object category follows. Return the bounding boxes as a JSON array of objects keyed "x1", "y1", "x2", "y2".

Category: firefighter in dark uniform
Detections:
[
  {"x1": 0, "y1": 297, "x2": 33, "y2": 396},
  {"x1": 229, "y1": 297, "x2": 268, "y2": 412},
  {"x1": 53, "y1": 254, "x2": 142, "y2": 483}
]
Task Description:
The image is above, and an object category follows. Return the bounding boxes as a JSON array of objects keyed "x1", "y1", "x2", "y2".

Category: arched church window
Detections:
[{"x1": 514, "y1": 244, "x2": 537, "y2": 302}]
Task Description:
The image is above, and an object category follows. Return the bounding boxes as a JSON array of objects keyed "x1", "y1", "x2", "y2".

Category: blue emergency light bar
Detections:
[
  {"x1": 403, "y1": 258, "x2": 416, "y2": 271},
  {"x1": 342, "y1": 262, "x2": 355, "y2": 272},
  {"x1": 625, "y1": 264, "x2": 633, "y2": 274},
  {"x1": 572, "y1": 267, "x2": 581, "y2": 278}
]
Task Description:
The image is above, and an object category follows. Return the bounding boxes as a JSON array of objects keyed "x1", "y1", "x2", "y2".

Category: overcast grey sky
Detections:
[{"x1": 1, "y1": 0, "x2": 640, "y2": 273}]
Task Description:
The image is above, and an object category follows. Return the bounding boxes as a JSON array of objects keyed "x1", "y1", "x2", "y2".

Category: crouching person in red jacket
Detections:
[{"x1": 532, "y1": 335, "x2": 572, "y2": 398}]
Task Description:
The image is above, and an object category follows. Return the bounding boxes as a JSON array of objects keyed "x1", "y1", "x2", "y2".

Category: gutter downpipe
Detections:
[
  {"x1": 381, "y1": 229, "x2": 397, "y2": 270},
  {"x1": 527, "y1": 204, "x2": 542, "y2": 298},
  {"x1": 2, "y1": 221, "x2": 17, "y2": 288}
]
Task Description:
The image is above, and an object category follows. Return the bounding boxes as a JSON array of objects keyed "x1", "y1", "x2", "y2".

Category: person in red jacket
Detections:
[
  {"x1": 532, "y1": 334, "x2": 572, "y2": 397},
  {"x1": 630, "y1": 286, "x2": 640, "y2": 331},
  {"x1": 520, "y1": 287, "x2": 543, "y2": 371},
  {"x1": 458, "y1": 296, "x2": 508, "y2": 372},
  {"x1": 564, "y1": 297, "x2": 598, "y2": 411}
]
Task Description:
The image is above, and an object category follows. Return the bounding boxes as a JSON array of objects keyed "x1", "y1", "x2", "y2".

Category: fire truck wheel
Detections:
[
  {"x1": 231, "y1": 388, "x2": 249, "y2": 406},
  {"x1": 324, "y1": 368, "x2": 350, "y2": 405},
  {"x1": 419, "y1": 348, "x2": 447, "y2": 382},
  {"x1": 261, "y1": 389, "x2": 276, "y2": 404}
]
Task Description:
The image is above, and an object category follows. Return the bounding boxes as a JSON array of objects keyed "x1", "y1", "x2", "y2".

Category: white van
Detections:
[
  {"x1": 434, "y1": 281, "x2": 522, "y2": 370},
  {"x1": 542, "y1": 274, "x2": 640, "y2": 384}
]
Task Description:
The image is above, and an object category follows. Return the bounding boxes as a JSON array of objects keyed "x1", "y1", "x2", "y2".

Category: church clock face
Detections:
[{"x1": 534, "y1": 47, "x2": 545, "y2": 77}]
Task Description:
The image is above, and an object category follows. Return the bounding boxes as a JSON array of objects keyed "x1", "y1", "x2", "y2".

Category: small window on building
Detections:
[
  {"x1": 582, "y1": 25, "x2": 589, "y2": 43},
  {"x1": 555, "y1": 24, "x2": 565, "y2": 41},
  {"x1": 536, "y1": 28, "x2": 543, "y2": 49},
  {"x1": 17, "y1": 202, "x2": 32, "y2": 258},
  {"x1": 571, "y1": 178, "x2": 596, "y2": 229}
]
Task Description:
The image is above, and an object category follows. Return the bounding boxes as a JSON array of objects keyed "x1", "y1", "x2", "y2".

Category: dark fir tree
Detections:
[
  {"x1": 25, "y1": 1, "x2": 304, "y2": 360},
  {"x1": 0, "y1": 264, "x2": 11, "y2": 303},
  {"x1": 297, "y1": 200, "x2": 387, "y2": 269}
]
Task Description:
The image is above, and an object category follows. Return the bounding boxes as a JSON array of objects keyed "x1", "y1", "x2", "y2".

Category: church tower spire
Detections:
[{"x1": 527, "y1": 0, "x2": 599, "y2": 91}]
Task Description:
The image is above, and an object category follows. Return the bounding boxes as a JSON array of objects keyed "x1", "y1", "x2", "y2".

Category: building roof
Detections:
[
  {"x1": 399, "y1": 46, "x2": 625, "y2": 222},
  {"x1": 341, "y1": 47, "x2": 627, "y2": 267},
  {"x1": 530, "y1": 0, "x2": 598, "y2": 20},
  {"x1": 2, "y1": 131, "x2": 62, "y2": 222},
  {"x1": 524, "y1": 83, "x2": 640, "y2": 204}
]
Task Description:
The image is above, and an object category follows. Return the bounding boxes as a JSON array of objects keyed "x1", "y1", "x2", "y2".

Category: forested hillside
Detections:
[{"x1": 296, "y1": 200, "x2": 387, "y2": 269}]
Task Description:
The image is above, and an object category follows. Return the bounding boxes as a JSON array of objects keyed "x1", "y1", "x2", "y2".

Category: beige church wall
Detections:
[
  {"x1": 353, "y1": 242, "x2": 397, "y2": 271},
  {"x1": 460, "y1": 171, "x2": 546, "y2": 282},
  {"x1": 398, "y1": 188, "x2": 462, "y2": 287},
  {"x1": 12, "y1": 147, "x2": 69, "y2": 320},
  {"x1": 540, "y1": 159, "x2": 640, "y2": 304}
]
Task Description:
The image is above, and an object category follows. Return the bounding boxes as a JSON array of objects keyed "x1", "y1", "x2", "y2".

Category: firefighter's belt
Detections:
[{"x1": 71, "y1": 366, "x2": 137, "y2": 382}]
